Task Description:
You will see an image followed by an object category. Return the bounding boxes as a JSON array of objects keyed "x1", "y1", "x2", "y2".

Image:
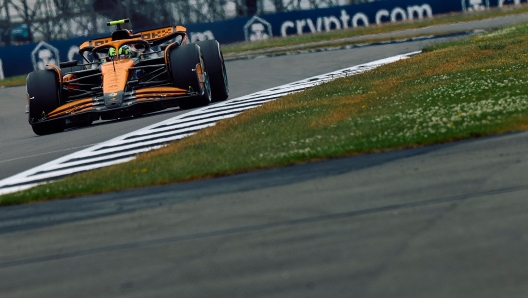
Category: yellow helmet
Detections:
[{"x1": 108, "y1": 47, "x2": 117, "y2": 59}]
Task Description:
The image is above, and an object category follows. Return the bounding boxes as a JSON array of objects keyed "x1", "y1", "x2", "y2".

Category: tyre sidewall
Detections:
[
  {"x1": 27, "y1": 69, "x2": 65, "y2": 135},
  {"x1": 196, "y1": 40, "x2": 229, "y2": 102},
  {"x1": 169, "y1": 44, "x2": 211, "y2": 108}
]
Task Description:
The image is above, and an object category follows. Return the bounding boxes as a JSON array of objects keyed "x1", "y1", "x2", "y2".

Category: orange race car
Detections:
[{"x1": 26, "y1": 19, "x2": 229, "y2": 135}]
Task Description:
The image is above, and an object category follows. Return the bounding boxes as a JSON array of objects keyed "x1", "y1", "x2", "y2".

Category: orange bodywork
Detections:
[
  {"x1": 48, "y1": 98, "x2": 93, "y2": 118},
  {"x1": 63, "y1": 73, "x2": 79, "y2": 91},
  {"x1": 135, "y1": 87, "x2": 188, "y2": 101},
  {"x1": 139, "y1": 26, "x2": 186, "y2": 40},
  {"x1": 79, "y1": 25, "x2": 187, "y2": 52},
  {"x1": 164, "y1": 42, "x2": 178, "y2": 64},
  {"x1": 39, "y1": 25, "x2": 198, "y2": 122},
  {"x1": 46, "y1": 64, "x2": 62, "y2": 83},
  {"x1": 196, "y1": 63, "x2": 205, "y2": 90},
  {"x1": 79, "y1": 37, "x2": 112, "y2": 49},
  {"x1": 101, "y1": 58, "x2": 135, "y2": 94}
]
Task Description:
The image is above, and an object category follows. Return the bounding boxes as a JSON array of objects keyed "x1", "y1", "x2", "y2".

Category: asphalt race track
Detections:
[
  {"x1": 1, "y1": 18, "x2": 528, "y2": 297},
  {"x1": 3, "y1": 129, "x2": 528, "y2": 297}
]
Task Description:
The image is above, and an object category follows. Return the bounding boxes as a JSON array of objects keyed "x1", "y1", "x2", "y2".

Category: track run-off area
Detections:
[{"x1": 1, "y1": 17, "x2": 528, "y2": 297}]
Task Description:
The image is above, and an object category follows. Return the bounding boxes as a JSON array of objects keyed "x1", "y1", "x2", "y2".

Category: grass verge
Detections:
[
  {"x1": 0, "y1": 74, "x2": 26, "y2": 87},
  {"x1": 3, "y1": 21, "x2": 528, "y2": 205}
]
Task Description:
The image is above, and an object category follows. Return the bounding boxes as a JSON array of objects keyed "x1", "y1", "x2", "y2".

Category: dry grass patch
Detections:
[{"x1": 309, "y1": 94, "x2": 366, "y2": 128}]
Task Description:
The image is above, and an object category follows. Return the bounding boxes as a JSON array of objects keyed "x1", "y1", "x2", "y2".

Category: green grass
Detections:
[
  {"x1": 3, "y1": 21, "x2": 528, "y2": 205},
  {"x1": 0, "y1": 74, "x2": 26, "y2": 87}
]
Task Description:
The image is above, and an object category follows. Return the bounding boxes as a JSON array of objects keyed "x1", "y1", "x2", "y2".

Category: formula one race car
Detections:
[{"x1": 26, "y1": 19, "x2": 229, "y2": 135}]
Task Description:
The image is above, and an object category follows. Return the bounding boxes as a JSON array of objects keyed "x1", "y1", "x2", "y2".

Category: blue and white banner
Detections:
[
  {"x1": 0, "y1": 36, "x2": 91, "y2": 79},
  {"x1": 0, "y1": 0, "x2": 522, "y2": 78}
]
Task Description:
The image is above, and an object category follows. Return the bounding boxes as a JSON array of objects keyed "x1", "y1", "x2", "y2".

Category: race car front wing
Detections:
[{"x1": 30, "y1": 86, "x2": 205, "y2": 124}]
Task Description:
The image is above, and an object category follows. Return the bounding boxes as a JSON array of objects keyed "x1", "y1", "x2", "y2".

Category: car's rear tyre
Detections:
[
  {"x1": 196, "y1": 40, "x2": 229, "y2": 102},
  {"x1": 169, "y1": 44, "x2": 211, "y2": 110},
  {"x1": 27, "y1": 70, "x2": 65, "y2": 135}
]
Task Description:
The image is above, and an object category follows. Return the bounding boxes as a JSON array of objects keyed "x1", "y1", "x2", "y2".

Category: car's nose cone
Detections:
[{"x1": 104, "y1": 91, "x2": 124, "y2": 108}]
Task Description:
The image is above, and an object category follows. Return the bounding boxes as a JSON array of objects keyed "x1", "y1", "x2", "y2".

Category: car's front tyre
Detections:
[{"x1": 27, "y1": 70, "x2": 65, "y2": 135}]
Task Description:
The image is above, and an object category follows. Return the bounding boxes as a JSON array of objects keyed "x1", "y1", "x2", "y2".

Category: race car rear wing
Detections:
[
  {"x1": 79, "y1": 25, "x2": 188, "y2": 51},
  {"x1": 140, "y1": 26, "x2": 187, "y2": 44}
]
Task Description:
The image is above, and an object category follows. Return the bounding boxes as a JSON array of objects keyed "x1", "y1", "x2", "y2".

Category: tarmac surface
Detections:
[
  {"x1": 1, "y1": 128, "x2": 527, "y2": 298},
  {"x1": 1, "y1": 16, "x2": 528, "y2": 298}
]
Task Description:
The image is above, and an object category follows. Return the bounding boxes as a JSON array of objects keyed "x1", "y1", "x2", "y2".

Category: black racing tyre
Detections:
[
  {"x1": 196, "y1": 40, "x2": 229, "y2": 102},
  {"x1": 27, "y1": 70, "x2": 65, "y2": 135},
  {"x1": 169, "y1": 43, "x2": 211, "y2": 110}
]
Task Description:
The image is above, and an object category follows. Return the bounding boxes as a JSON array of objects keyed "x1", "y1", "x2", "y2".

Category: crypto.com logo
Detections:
[
  {"x1": 461, "y1": 0, "x2": 490, "y2": 11},
  {"x1": 244, "y1": 16, "x2": 272, "y2": 41},
  {"x1": 31, "y1": 41, "x2": 59, "y2": 70}
]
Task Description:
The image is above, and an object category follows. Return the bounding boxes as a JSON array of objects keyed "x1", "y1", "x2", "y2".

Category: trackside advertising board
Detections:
[{"x1": 0, "y1": 0, "x2": 522, "y2": 78}]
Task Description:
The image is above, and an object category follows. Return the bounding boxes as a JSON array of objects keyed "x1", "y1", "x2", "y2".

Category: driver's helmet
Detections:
[
  {"x1": 108, "y1": 47, "x2": 117, "y2": 60},
  {"x1": 118, "y1": 44, "x2": 138, "y2": 59}
]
